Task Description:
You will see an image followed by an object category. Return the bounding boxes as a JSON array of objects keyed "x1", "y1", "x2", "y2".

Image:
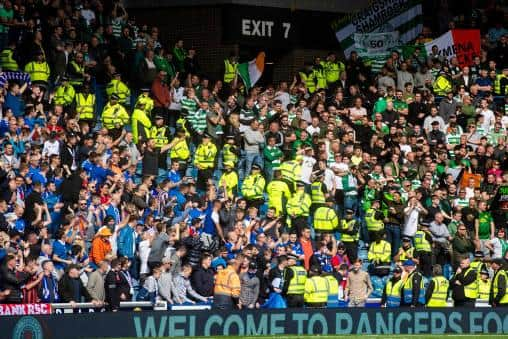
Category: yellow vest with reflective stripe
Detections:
[
  {"x1": 414, "y1": 230, "x2": 432, "y2": 252},
  {"x1": 311, "y1": 181, "x2": 326, "y2": 204},
  {"x1": 131, "y1": 108, "x2": 152, "y2": 144},
  {"x1": 53, "y1": 85, "x2": 75, "y2": 106},
  {"x1": 365, "y1": 208, "x2": 384, "y2": 231},
  {"x1": 266, "y1": 179, "x2": 291, "y2": 217},
  {"x1": 321, "y1": 60, "x2": 343, "y2": 84},
  {"x1": 101, "y1": 102, "x2": 129, "y2": 129},
  {"x1": 151, "y1": 126, "x2": 169, "y2": 148},
  {"x1": 398, "y1": 246, "x2": 415, "y2": 262},
  {"x1": 223, "y1": 144, "x2": 238, "y2": 164},
  {"x1": 170, "y1": 138, "x2": 190, "y2": 160},
  {"x1": 69, "y1": 61, "x2": 85, "y2": 86},
  {"x1": 340, "y1": 219, "x2": 359, "y2": 242},
  {"x1": 224, "y1": 59, "x2": 237, "y2": 83},
  {"x1": 385, "y1": 278, "x2": 405, "y2": 307},
  {"x1": 478, "y1": 279, "x2": 491, "y2": 300},
  {"x1": 287, "y1": 266, "x2": 307, "y2": 295},
  {"x1": 287, "y1": 190, "x2": 311, "y2": 218},
  {"x1": 0, "y1": 48, "x2": 18, "y2": 71},
  {"x1": 241, "y1": 173, "x2": 265, "y2": 200},
  {"x1": 427, "y1": 276, "x2": 449, "y2": 307},
  {"x1": 368, "y1": 240, "x2": 391, "y2": 262},
  {"x1": 24, "y1": 61, "x2": 50, "y2": 82},
  {"x1": 311, "y1": 68, "x2": 327, "y2": 90},
  {"x1": 493, "y1": 270, "x2": 508, "y2": 304},
  {"x1": 463, "y1": 267, "x2": 479, "y2": 299},
  {"x1": 194, "y1": 142, "x2": 217, "y2": 169},
  {"x1": 314, "y1": 206, "x2": 338, "y2": 232},
  {"x1": 136, "y1": 94, "x2": 154, "y2": 115},
  {"x1": 106, "y1": 79, "x2": 130, "y2": 104},
  {"x1": 76, "y1": 93, "x2": 95, "y2": 120},
  {"x1": 494, "y1": 74, "x2": 506, "y2": 95},
  {"x1": 280, "y1": 160, "x2": 298, "y2": 183},
  {"x1": 299, "y1": 72, "x2": 316, "y2": 93},
  {"x1": 219, "y1": 170, "x2": 238, "y2": 199},
  {"x1": 325, "y1": 275, "x2": 338, "y2": 297},
  {"x1": 304, "y1": 276, "x2": 329, "y2": 303}
]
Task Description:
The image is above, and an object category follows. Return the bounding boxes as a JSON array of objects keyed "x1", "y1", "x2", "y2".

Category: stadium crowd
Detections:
[{"x1": 0, "y1": 0, "x2": 508, "y2": 311}]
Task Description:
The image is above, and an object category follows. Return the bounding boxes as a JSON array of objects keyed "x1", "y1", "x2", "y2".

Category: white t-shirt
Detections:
[
  {"x1": 489, "y1": 237, "x2": 503, "y2": 259},
  {"x1": 300, "y1": 156, "x2": 316, "y2": 184}
]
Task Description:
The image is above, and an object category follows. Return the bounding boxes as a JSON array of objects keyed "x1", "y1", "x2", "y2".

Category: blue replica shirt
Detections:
[
  {"x1": 225, "y1": 241, "x2": 241, "y2": 260},
  {"x1": 42, "y1": 192, "x2": 61, "y2": 211},
  {"x1": 167, "y1": 170, "x2": 181, "y2": 196},
  {"x1": 285, "y1": 240, "x2": 304, "y2": 256},
  {"x1": 52, "y1": 240, "x2": 68, "y2": 270},
  {"x1": 203, "y1": 204, "x2": 216, "y2": 236},
  {"x1": 14, "y1": 218, "x2": 26, "y2": 233},
  {"x1": 313, "y1": 250, "x2": 333, "y2": 273}
]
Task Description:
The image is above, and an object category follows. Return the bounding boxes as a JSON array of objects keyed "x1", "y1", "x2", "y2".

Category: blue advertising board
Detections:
[{"x1": 3, "y1": 308, "x2": 508, "y2": 339}]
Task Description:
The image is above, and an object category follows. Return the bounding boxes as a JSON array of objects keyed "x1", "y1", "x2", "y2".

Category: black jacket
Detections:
[
  {"x1": 105, "y1": 270, "x2": 122, "y2": 310},
  {"x1": 0, "y1": 264, "x2": 27, "y2": 303},
  {"x1": 401, "y1": 270, "x2": 424, "y2": 306},
  {"x1": 58, "y1": 273, "x2": 92, "y2": 302},
  {"x1": 450, "y1": 266, "x2": 477, "y2": 302},
  {"x1": 190, "y1": 266, "x2": 215, "y2": 297}
]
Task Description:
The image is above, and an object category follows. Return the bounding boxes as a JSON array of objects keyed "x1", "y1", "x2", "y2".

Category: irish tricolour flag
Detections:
[{"x1": 237, "y1": 52, "x2": 265, "y2": 90}]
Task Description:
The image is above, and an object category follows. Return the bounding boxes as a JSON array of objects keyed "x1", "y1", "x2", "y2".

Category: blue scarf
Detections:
[{"x1": 41, "y1": 275, "x2": 59, "y2": 302}]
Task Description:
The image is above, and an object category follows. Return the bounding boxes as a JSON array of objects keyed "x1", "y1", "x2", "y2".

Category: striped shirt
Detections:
[
  {"x1": 190, "y1": 109, "x2": 208, "y2": 133},
  {"x1": 181, "y1": 97, "x2": 198, "y2": 115}
]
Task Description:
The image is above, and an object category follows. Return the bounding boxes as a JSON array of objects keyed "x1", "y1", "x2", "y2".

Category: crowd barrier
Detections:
[{"x1": 2, "y1": 306, "x2": 507, "y2": 339}]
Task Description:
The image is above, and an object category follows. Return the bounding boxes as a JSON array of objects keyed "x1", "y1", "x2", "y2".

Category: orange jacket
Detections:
[
  {"x1": 214, "y1": 265, "x2": 241, "y2": 297},
  {"x1": 90, "y1": 237, "x2": 112, "y2": 265}
]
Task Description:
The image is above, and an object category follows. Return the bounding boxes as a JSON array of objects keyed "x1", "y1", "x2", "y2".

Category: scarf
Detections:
[{"x1": 41, "y1": 275, "x2": 59, "y2": 302}]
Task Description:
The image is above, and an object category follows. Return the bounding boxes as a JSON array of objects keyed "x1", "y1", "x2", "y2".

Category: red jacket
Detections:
[{"x1": 151, "y1": 77, "x2": 171, "y2": 108}]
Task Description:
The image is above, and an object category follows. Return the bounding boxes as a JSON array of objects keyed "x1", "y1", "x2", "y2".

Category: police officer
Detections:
[
  {"x1": 219, "y1": 162, "x2": 238, "y2": 201},
  {"x1": 169, "y1": 128, "x2": 190, "y2": 177},
  {"x1": 282, "y1": 254, "x2": 307, "y2": 308},
  {"x1": 286, "y1": 180, "x2": 312, "y2": 236},
  {"x1": 53, "y1": 76, "x2": 75, "y2": 107},
  {"x1": 365, "y1": 200, "x2": 384, "y2": 243},
  {"x1": 266, "y1": 169, "x2": 291, "y2": 218},
  {"x1": 0, "y1": 40, "x2": 18, "y2": 71},
  {"x1": 381, "y1": 266, "x2": 404, "y2": 308},
  {"x1": 279, "y1": 155, "x2": 303, "y2": 193},
  {"x1": 136, "y1": 88, "x2": 154, "y2": 117},
  {"x1": 304, "y1": 265, "x2": 329, "y2": 308},
  {"x1": 106, "y1": 72, "x2": 131, "y2": 106},
  {"x1": 478, "y1": 267, "x2": 491, "y2": 301},
  {"x1": 75, "y1": 82, "x2": 96, "y2": 128},
  {"x1": 131, "y1": 101, "x2": 152, "y2": 145},
  {"x1": 394, "y1": 236, "x2": 415, "y2": 264},
  {"x1": 310, "y1": 171, "x2": 327, "y2": 212},
  {"x1": 313, "y1": 197, "x2": 339, "y2": 240},
  {"x1": 101, "y1": 93, "x2": 129, "y2": 139},
  {"x1": 426, "y1": 264, "x2": 450, "y2": 307},
  {"x1": 368, "y1": 230, "x2": 392, "y2": 276},
  {"x1": 241, "y1": 164, "x2": 266, "y2": 210},
  {"x1": 24, "y1": 50, "x2": 50, "y2": 85},
  {"x1": 194, "y1": 132, "x2": 218, "y2": 192},
  {"x1": 401, "y1": 259, "x2": 425, "y2": 307},
  {"x1": 490, "y1": 258, "x2": 508, "y2": 307},
  {"x1": 151, "y1": 115, "x2": 170, "y2": 170},
  {"x1": 413, "y1": 223, "x2": 433, "y2": 277},
  {"x1": 470, "y1": 251, "x2": 487, "y2": 280},
  {"x1": 340, "y1": 209, "x2": 359, "y2": 262},
  {"x1": 450, "y1": 257, "x2": 478, "y2": 307}
]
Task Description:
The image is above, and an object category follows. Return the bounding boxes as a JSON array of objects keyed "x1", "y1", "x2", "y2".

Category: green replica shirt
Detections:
[
  {"x1": 478, "y1": 211, "x2": 493, "y2": 240},
  {"x1": 263, "y1": 145, "x2": 283, "y2": 169}
]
